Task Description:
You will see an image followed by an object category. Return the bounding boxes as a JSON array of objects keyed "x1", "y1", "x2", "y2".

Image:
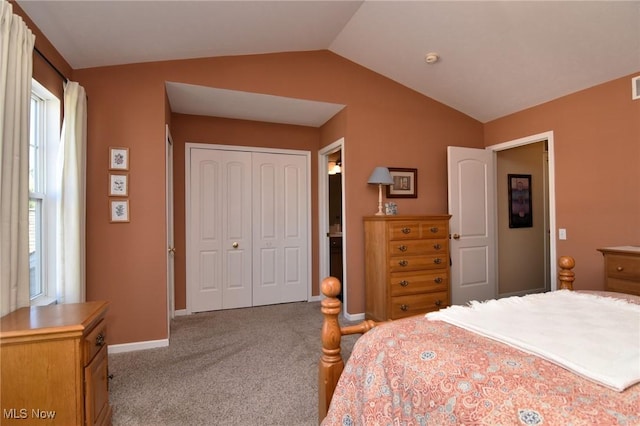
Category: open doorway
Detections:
[{"x1": 318, "y1": 139, "x2": 346, "y2": 306}]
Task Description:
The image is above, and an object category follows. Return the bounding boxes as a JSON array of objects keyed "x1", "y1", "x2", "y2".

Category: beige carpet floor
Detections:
[{"x1": 108, "y1": 301, "x2": 358, "y2": 426}]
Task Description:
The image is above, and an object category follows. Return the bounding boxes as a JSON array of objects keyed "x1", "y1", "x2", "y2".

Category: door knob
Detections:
[
  {"x1": 451, "y1": 233, "x2": 461, "y2": 240},
  {"x1": 232, "y1": 242, "x2": 239, "y2": 248}
]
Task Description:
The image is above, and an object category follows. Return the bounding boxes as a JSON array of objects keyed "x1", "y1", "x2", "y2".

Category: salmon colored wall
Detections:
[
  {"x1": 70, "y1": 51, "x2": 482, "y2": 344},
  {"x1": 485, "y1": 73, "x2": 640, "y2": 290},
  {"x1": 170, "y1": 114, "x2": 321, "y2": 310}
]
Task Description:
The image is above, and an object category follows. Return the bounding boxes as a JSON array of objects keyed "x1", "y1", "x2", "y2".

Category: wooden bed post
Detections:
[
  {"x1": 558, "y1": 256, "x2": 575, "y2": 290},
  {"x1": 318, "y1": 277, "x2": 344, "y2": 423}
]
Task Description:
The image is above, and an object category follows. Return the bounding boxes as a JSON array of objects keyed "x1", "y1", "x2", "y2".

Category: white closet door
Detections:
[
  {"x1": 189, "y1": 148, "x2": 252, "y2": 313},
  {"x1": 252, "y1": 152, "x2": 308, "y2": 306}
]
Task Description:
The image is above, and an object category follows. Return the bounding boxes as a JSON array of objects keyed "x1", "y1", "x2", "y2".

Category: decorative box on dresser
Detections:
[
  {"x1": 0, "y1": 301, "x2": 111, "y2": 425},
  {"x1": 597, "y1": 246, "x2": 640, "y2": 296},
  {"x1": 364, "y1": 215, "x2": 451, "y2": 321}
]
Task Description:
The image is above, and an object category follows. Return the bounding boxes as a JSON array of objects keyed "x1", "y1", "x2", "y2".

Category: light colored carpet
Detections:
[{"x1": 108, "y1": 301, "x2": 358, "y2": 426}]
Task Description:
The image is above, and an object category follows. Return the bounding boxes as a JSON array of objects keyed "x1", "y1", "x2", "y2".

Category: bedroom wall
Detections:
[
  {"x1": 485, "y1": 73, "x2": 640, "y2": 291},
  {"x1": 72, "y1": 51, "x2": 483, "y2": 345}
]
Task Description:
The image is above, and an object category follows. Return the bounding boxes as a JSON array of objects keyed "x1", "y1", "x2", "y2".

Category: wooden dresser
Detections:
[
  {"x1": 597, "y1": 246, "x2": 640, "y2": 296},
  {"x1": 364, "y1": 215, "x2": 451, "y2": 321},
  {"x1": 0, "y1": 301, "x2": 111, "y2": 425}
]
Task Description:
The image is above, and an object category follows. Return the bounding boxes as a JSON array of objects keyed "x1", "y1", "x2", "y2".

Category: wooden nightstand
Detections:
[
  {"x1": 597, "y1": 246, "x2": 640, "y2": 296},
  {"x1": 0, "y1": 301, "x2": 112, "y2": 425}
]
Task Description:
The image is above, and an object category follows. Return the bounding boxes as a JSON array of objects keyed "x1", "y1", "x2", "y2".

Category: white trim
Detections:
[
  {"x1": 486, "y1": 130, "x2": 557, "y2": 290},
  {"x1": 344, "y1": 312, "x2": 364, "y2": 322},
  {"x1": 184, "y1": 142, "x2": 312, "y2": 315},
  {"x1": 632, "y1": 75, "x2": 640, "y2": 100},
  {"x1": 318, "y1": 138, "x2": 346, "y2": 314},
  {"x1": 174, "y1": 309, "x2": 187, "y2": 317},
  {"x1": 108, "y1": 339, "x2": 169, "y2": 354}
]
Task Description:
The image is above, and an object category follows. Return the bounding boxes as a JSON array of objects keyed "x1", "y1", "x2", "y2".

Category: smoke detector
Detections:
[{"x1": 425, "y1": 53, "x2": 440, "y2": 64}]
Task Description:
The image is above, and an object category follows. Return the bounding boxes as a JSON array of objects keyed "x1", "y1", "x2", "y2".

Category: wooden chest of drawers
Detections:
[
  {"x1": 597, "y1": 246, "x2": 640, "y2": 296},
  {"x1": 0, "y1": 301, "x2": 112, "y2": 425},
  {"x1": 364, "y1": 215, "x2": 451, "y2": 321}
]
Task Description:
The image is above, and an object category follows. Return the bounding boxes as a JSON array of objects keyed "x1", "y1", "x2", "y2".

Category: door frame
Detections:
[
  {"x1": 184, "y1": 142, "x2": 312, "y2": 315},
  {"x1": 317, "y1": 139, "x2": 346, "y2": 308},
  {"x1": 487, "y1": 130, "x2": 557, "y2": 290},
  {"x1": 165, "y1": 125, "x2": 175, "y2": 335}
]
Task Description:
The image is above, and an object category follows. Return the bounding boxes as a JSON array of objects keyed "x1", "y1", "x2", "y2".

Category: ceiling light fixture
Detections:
[{"x1": 425, "y1": 53, "x2": 439, "y2": 64}]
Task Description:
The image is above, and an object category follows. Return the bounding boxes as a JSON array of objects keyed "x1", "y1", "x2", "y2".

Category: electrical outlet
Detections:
[{"x1": 559, "y1": 228, "x2": 567, "y2": 240}]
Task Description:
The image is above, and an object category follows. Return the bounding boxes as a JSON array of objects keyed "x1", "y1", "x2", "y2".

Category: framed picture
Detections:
[
  {"x1": 386, "y1": 168, "x2": 417, "y2": 198},
  {"x1": 508, "y1": 174, "x2": 532, "y2": 228},
  {"x1": 108, "y1": 173, "x2": 128, "y2": 197},
  {"x1": 109, "y1": 147, "x2": 129, "y2": 170},
  {"x1": 110, "y1": 199, "x2": 130, "y2": 223}
]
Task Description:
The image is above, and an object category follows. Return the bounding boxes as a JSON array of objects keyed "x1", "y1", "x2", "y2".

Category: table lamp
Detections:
[{"x1": 367, "y1": 167, "x2": 394, "y2": 215}]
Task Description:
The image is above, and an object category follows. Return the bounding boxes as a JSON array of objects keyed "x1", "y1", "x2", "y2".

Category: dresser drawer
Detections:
[
  {"x1": 605, "y1": 254, "x2": 640, "y2": 281},
  {"x1": 388, "y1": 238, "x2": 448, "y2": 256},
  {"x1": 390, "y1": 291, "x2": 448, "y2": 319},
  {"x1": 389, "y1": 271, "x2": 448, "y2": 296},
  {"x1": 388, "y1": 221, "x2": 448, "y2": 240},
  {"x1": 389, "y1": 254, "x2": 447, "y2": 272},
  {"x1": 84, "y1": 319, "x2": 107, "y2": 365}
]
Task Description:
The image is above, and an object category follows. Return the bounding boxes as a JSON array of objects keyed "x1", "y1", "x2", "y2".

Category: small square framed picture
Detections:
[
  {"x1": 110, "y1": 199, "x2": 130, "y2": 223},
  {"x1": 109, "y1": 147, "x2": 129, "y2": 170},
  {"x1": 108, "y1": 173, "x2": 128, "y2": 197}
]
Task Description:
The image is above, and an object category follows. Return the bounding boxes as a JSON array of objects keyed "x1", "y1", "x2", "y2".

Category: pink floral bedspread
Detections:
[{"x1": 322, "y1": 314, "x2": 640, "y2": 425}]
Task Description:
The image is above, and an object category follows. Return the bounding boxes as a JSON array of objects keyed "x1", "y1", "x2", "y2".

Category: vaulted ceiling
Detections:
[{"x1": 17, "y1": 1, "x2": 640, "y2": 124}]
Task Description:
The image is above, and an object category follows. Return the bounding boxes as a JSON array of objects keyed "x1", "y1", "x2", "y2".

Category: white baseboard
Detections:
[
  {"x1": 343, "y1": 311, "x2": 364, "y2": 322},
  {"x1": 108, "y1": 339, "x2": 168, "y2": 354},
  {"x1": 308, "y1": 295, "x2": 322, "y2": 302},
  {"x1": 174, "y1": 309, "x2": 188, "y2": 317}
]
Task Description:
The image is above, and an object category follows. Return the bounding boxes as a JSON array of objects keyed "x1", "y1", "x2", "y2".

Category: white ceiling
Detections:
[{"x1": 17, "y1": 0, "x2": 640, "y2": 124}]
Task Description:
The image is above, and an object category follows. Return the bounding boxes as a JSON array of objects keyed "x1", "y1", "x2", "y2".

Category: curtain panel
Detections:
[
  {"x1": 0, "y1": 0, "x2": 35, "y2": 315},
  {"x1": 57, "y1": 81, "x2": 87, "y2": 304}
]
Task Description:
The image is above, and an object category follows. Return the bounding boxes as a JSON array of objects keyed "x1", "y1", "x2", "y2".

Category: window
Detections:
[{"x1": 28, "y1": 80, "x2": 60, "y2": 305}]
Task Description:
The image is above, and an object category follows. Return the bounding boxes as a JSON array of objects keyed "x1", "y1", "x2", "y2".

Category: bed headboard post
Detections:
[
  {"x1": 558, "y1": 256, "x2": 575, "y2": 290},
  {"x1": 319, "y1": 277, "x2": 344, "y2": 423}
]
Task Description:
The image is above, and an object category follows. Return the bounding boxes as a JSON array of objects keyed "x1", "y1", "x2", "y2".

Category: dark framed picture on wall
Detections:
[
  {"x1": 508, "y1": 174, "x2": 532, "y2": 228},
  {"x1": 386, "y1": 168, "x2": 417, "y2": 198}
]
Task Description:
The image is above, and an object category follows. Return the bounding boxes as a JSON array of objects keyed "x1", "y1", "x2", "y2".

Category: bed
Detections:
[{"x1": 319, "y1": 256, "x2": 640, "y2": 425}]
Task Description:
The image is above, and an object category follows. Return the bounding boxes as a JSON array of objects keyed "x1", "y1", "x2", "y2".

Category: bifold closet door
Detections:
[
  {"x1": 188, "y1": 147, "x2": 309, "y2": 313},
  {"x1": 189, "y1": 148, "x2": 252, "y2": 313},
  {"x1": 252, "y1": 152, "x2": 308, "y2": 306}
]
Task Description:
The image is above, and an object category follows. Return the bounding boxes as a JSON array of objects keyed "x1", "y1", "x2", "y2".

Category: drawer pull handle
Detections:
[
  {"x1": 430, "y1": 227, "x2": 438, "y2": 233},
  {"x1": 96, "y1": 333, "x2": 105, "y2": 347},
  {"x1": 433, "y1": 258, "x2": 442, "y2": 265},
  {"x1": 433, "y1": 243, "x2": 441, "y2": 250},
  {"x1": 398, "y1": 245, "x2": 408, "y2": 252},
  {"x1": 400, "y1": 304, "x2": 409, "y2": 311},
  {"x1": 401, "y1": 227, "x2": 411, "y2": 234},
  {"x1": 399, "y1": 280, "x2": 409, "y2": 287},
  {"x1": 399, "y1": 260, "x2": 408, "y2": 267},
  {"x1": 435, "y1": 300, "x2": 442, "y2": 307},
  {"x1": 434, "y1": 277, "x2": 443, "y2": 284},
  {"x1": 616, "y1": 266, "x2": 624, "y2": 272}
]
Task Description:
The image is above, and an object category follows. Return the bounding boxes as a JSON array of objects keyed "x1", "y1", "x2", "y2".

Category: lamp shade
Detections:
[{"x1": 367, "y1": 167, "x2": 394, "y2": 185}]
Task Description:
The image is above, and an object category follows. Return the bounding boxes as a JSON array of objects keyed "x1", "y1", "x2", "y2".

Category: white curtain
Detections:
[
  {"x1": 57, "y1": 81, "x2": 87, "y2": 304},
  {"x1": 0, "y1": 1, "x2": 35, "y2": 316}
]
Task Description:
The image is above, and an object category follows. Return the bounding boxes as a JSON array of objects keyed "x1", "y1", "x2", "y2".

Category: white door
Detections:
[
  {"x1": 166, "y1": 126, "x2": 175, "y2": 328},
  {"x1": 187, "y1": 146, "x2": 309, "y2": 312},
  {"x1": 188, "y1": 148, "x2": 252, "y2": 312},
  {"x1": 447, "y1": 146, "x2": 496, "y2": 305},
  {"x1": 252, "y1": 152, "x2": 308, "y2": 306}
]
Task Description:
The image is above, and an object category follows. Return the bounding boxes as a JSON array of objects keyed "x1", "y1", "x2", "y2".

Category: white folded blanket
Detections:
[{"x1": 426, "y1": 290, "x2": 640, "y2": 391}]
